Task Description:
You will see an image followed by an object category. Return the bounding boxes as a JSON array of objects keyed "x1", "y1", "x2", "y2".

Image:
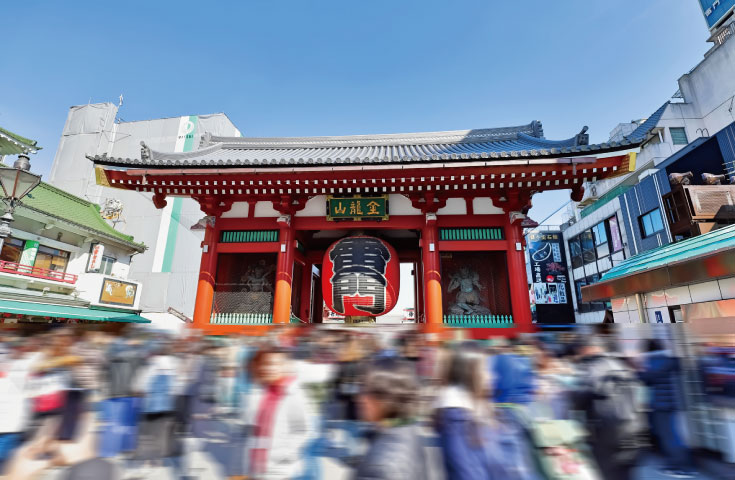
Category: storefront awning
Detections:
[{"x1": 0, "y1": 299, "x2": 150, "y2": 323}]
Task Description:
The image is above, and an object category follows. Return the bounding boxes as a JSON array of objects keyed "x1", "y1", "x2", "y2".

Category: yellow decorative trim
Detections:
[{"x1": 95, "y1": 167, "x2": 111, "y2": 187}]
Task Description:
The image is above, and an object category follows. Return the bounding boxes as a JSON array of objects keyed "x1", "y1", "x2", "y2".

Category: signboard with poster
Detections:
[
  {"x1": 526, "y1": 231, "x2": 574, "y2": 323},
  {"x1": 87, "y1": 244, "x2": 104, "y2": 272},
  {"x1": 99, "y1": 278, "x2": 138, "y2": 307}
]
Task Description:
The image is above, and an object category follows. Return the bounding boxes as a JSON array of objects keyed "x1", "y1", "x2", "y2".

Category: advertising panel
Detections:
[
  {"x1": 99, "y1": 278, "x2": 138, "y2": 307},
  {"x1": 527, "y1": 231, "x2": 575, "y2": 323}
]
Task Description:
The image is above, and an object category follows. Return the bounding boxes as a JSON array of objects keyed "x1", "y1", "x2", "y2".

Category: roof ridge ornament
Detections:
[{"x1": 140, "y1": 141, "x2": 152, "y2": 162}]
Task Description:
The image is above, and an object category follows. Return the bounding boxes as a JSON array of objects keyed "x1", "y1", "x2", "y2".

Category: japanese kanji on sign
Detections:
[{"x1": 326, "y1": 195, "x2": 388, "y2": 221}]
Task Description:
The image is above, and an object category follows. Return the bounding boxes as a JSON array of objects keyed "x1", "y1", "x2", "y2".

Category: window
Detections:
[
  {"x1": 33, "y1": 246, "x2": 69, "y2": 272},
  {"x1": 670, "y1": 127, "x2": 688, "y2": 145},
  {"x1": 580, "y1": 230, "x2": 596, "y2": 264},
  {"x1": 575, "y1": 279, "x2": 589, "y2": 313},
  {"x1": 0, "y1": 237, "x2": 24, "y2": 264},
  {"x1": 608, "y1": 216, "x2": 623, "y2": 252},
  {"x1": 639, "y1": 208, "x2": 664, "y2": 238},
  {"x1": 568, "y1": 237, "x2": 583, "y2": 269},
  {"x1": 100, "y1": 256, "x2": 116, "y2": 276},
  {"x1": 592, "y1": 222, "x2": 609, "y2": 259}
]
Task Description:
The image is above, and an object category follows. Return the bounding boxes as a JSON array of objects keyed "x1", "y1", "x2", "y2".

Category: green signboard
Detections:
[
  {"x1": 19, "y1": 240, "x2": 39, "y2": 266},
  {"x1": 326, "y1": 195, "x2": 388, "y2": 221}
]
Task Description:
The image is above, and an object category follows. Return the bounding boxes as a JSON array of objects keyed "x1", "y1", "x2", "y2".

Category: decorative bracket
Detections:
[
  {"x1": 152, "y1": 192, "x2": 167, "y2": 209},
  {"x1": 272, "y1": 196, "x2": 307, "y2": 216}
]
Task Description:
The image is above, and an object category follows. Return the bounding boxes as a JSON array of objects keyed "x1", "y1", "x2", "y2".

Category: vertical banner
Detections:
[
  {"x1": 526, "y1": 231, "x2": 575, "y2": 323},
  {"x1": 152, "y1": 115, "x2": 198, "y2": 273},
  {"x1": 19, "y1": 240, "x2": 39, "y2": 267}
]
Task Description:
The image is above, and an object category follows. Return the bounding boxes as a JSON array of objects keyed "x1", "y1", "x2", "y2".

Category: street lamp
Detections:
[{"x1": 0, "y1": 154, "x2": 42, "y2": 250}]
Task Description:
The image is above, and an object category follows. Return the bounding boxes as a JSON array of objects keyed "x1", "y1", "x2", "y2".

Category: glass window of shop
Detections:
[
  {"x1": 568, "y1": 215, "x2": 625, "y2": 313},
  {"x1": 0, "y1": 237, "x2": 25, "y2": 264},
  {"x1": 33, "y1": 245, "x2": 70, "y2": 272}
]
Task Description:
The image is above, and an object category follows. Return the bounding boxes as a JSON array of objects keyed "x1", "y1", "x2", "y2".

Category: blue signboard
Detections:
[{"x1": 700, "y1": 0, "x2": 735, "y2": 29}]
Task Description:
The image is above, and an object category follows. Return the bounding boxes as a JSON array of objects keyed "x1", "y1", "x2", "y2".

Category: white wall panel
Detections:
[
  {"x1": 665, "y1": 286, "x2": 692, "y2": 306},
  {"x1": 688, "y1": 280, "x2": 722, "y2": 304},
  {"x1": 221, "y1": 202, "x2": 249, "y2": 218},
  {"x1": 718, "y1": 277, "x2": 735, "y2": 299},
  {"x1": 645, "y1": 290, "x2": 667, "y2": 308}
]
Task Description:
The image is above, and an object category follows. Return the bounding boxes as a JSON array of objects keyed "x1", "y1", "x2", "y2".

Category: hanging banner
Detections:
[
  {"x1": 19, "y1": 240, "x2": 39, "y2": 267},
  {"x1": 322, "y1": 236, "x2": 399, "y2": 316},
  {"x1": 88, "y1": 243, "x2": 105, "y2": 272}
]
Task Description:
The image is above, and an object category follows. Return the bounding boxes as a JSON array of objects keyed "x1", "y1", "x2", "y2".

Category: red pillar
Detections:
[
  {"x1": 421, "y1": 213, "x2": 443, "y2": 333},
  {"x1": 273, "y1": 215, "x2": 295, "y2": 324},
  {"x1": 298, "y1": 261, "x2": 312, "y2": 323},
  {"x1": 506, "y1": 214, "x2": 533, "y2": 332},
  {"x1": 193, "y1": 219, "x2": 218, "y2": 327}
]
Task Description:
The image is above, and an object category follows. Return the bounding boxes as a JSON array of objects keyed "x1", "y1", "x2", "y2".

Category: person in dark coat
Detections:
[
  {"x1": 638, "y1": 339, "x2": 695, "y2": 478},
  {"x1": 434, "y1": 347, "x2": 539, "y2": 480},
  {"x1": 353, "y1": 359, "x2": 426, "y2": 480}
]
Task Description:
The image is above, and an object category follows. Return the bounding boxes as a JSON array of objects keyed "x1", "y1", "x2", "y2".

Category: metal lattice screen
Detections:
[{"x1": 211, "y1": 253, "x2": 277, "y2": 324}]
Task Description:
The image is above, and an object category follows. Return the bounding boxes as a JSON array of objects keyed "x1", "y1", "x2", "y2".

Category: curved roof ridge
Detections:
[
  {"x1": 206, "y1": 121, "x2": 543, "y2": 148},
  {"x1": 516, "y1": 132, "x2": 577, "y2": 148},
  {"x1": 624, "y1": 102, "x2": 670, "y2": 142}
]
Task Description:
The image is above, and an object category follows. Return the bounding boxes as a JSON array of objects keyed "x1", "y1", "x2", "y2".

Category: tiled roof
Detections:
[
  {"x1": 17, "y1": 182, "x2": 145, "y2": 252},
  {"x1": 0, "y1": 126, "x2": 41, "y2": 155},
  {"x1": 600, "y1": 223, "x2": 735, "y2": 281},
  {"x1": 623, "y1": 102, "x2": 669, "y2": 142},
  {"x1": 89, "y1": 118, "x2": 651, "y2": 169}
]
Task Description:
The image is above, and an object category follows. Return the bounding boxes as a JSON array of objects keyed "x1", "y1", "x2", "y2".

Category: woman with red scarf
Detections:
[{"x1": 243, "y1": 345, "x2": 316, "y2": 479}]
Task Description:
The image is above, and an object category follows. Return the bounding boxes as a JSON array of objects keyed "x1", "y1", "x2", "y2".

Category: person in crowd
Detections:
[
  {"x1": 353, "y1": 358, "x2": 426, "y2": 480},
  {"x1": 638, "y1": 338, "x2": 696, "y2": 478},
  {"x1": 434, "y1": 346, "x2": 539, "y2": 480},
  {"x1": 131, "y1": 339, "x2": 181, "y2": 474},
  {"x1": 332, "y1": 332, "x2": 366, "y2": 462},
  {"x1": 0, "y1": 335, "x2": 38, "y2": 471},
  {"x1": 243, "y1": 344, "x2": 316, "y2": 479},
  {"x1": 571, "y1": 336, "x2": 645, "y2": 480}
]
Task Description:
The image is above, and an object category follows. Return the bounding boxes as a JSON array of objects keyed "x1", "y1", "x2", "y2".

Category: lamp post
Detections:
[{"x1": 0, "y1": 154, "x2": 42, "y2": 250}]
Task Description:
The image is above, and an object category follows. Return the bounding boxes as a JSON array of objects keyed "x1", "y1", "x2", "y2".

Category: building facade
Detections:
[
  {"x1": 562, "y1": 27, "x2": 735, "y2": 323},
  {"x1": 0, "y1": 179, "x2": 148, "y2": 325}
]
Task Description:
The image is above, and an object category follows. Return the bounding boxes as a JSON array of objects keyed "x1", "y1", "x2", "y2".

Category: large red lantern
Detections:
[{"x1": 322, "y1": 236, "x2": 400, "y2": 317}]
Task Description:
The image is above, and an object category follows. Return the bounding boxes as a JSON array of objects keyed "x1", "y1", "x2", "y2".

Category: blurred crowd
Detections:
[{"x1": 0, "y1": 324, "x2": 733, "y2": 480}]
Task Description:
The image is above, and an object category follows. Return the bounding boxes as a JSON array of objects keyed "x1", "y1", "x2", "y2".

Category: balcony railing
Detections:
[{"x1": 0, "y1": 260, "x2": 78, "y2": 284}]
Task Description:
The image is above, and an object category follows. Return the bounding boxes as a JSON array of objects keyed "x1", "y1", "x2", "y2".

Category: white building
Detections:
[{"x1": 48, "y1": 104, "x2": 240, "y2": 328}]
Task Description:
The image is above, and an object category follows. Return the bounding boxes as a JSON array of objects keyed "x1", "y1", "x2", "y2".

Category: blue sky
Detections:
[{"x1": 1, "y1": 0, "x2": 710, "y2": 221}]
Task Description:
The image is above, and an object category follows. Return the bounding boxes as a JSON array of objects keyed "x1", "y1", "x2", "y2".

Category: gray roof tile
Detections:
[{"x1": 89, "y1": 116, "x2": 661, "y2": 169}]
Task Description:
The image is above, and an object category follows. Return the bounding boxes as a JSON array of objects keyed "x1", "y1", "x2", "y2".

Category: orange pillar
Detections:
[
  {"x1": 193, "y1": 219, "x2": 218, "y2": 327},
  {"x1": 273, "y1": 216, "x2": 295, "y2": 323},
  {"x1": 422, "y1": 213, "x2": 443, "y2": 333},
  {"x1": 506, "y1": 214, "x2": 533, "y2": 332}
]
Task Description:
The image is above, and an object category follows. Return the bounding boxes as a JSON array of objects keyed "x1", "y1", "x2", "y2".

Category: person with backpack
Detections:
[
  {"x1": 571, "y1": 336, "x2": 645, "y2": 480},
  {"x1": 132, "y1": 340, "x2": 181, "y2": 474},
  {"x1": 638, "y1": 339, "x2": 695, "y2": 478}
]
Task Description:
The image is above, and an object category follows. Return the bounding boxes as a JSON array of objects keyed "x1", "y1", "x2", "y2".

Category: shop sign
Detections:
[
  {"x1": 326, "y1": 195, "x2": 388, "y2": 221},
  {"x1": 322, "y1": 236, "x2": 399, "y2": 316},
  {"x1": 99, "y1": 278, "x2": 138, "y2": 307},
  {"x1": 88, "y1": 244, "x2": 104, "y2": 272}
]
